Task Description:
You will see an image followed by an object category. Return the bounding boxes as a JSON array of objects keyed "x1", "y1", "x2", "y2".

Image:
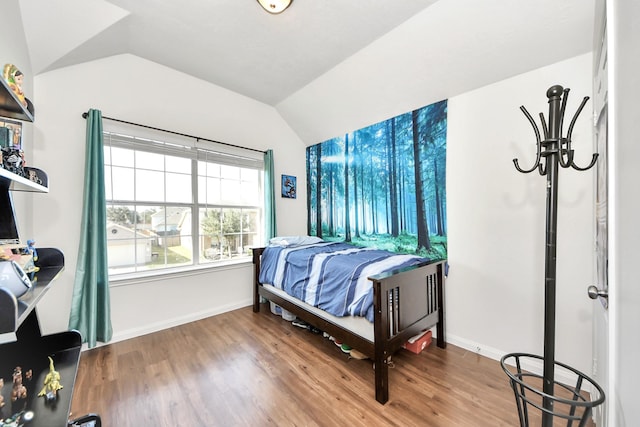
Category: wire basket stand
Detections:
[{"x1": 501, "y1": 353, "x2": 605, "y2": 427}]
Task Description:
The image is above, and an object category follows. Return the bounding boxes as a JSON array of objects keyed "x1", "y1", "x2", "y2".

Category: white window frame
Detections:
[{"x1": 103, "y1": 122, "x2": 264, "y2": 282}]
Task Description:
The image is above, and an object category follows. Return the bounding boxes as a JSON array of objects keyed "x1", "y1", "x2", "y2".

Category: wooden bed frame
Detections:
[{"x1": 252, "y1": 247, "x2": 447, "y2": 404}]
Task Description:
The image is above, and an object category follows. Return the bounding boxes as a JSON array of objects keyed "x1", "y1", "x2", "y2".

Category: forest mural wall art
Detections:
[{"x1": 306, "y1": 99, "x2": 447, "y2": 260}]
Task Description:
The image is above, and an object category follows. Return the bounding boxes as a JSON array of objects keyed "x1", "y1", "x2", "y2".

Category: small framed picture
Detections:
[
  {"x1": 0, "y1": 118, "x2": 22, "y2": 149},
  {"x1": 281, "y1": 174, "x2": 297, "y2": 199}
]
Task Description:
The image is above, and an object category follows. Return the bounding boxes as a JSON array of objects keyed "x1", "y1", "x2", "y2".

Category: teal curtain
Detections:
[
  {"x1": 68, "y1": 109, "x2": 112, "y2": 348},
  {"x1": 264, "y1": 149, "x2": 277, "y2": 240}
]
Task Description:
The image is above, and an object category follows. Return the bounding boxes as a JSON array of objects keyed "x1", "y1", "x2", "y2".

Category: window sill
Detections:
[{"x1": 108, "y1": 258, "x2": 252, "y2": 288}]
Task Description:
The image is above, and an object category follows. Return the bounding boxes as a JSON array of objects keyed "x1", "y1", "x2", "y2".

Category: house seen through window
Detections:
[{"x1": 103, "y1": 127, "x2": 264, "y2": 277}]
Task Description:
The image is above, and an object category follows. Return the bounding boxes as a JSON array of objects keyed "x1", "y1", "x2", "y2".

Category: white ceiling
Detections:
[
  {"x1": 18, "y1": 0, "x2": 441, "y2": 105},
  {"x1": 17, "y1": 0, "x2": 595, "y2": 109}
]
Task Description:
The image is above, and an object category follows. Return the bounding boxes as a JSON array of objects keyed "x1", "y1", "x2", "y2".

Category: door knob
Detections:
[{"x1": 587, "y1": 285, "x2": 608, "y2": 300}]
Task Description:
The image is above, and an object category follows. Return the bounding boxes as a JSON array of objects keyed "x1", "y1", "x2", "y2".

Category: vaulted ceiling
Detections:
[{"x1": 17, "y1": 0, "x2": 595, "y2": 108}]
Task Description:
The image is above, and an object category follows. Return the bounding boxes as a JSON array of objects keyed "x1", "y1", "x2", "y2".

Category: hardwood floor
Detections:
[{"x1": 70, "y1": 305, "x2": 592, "y2": 426}]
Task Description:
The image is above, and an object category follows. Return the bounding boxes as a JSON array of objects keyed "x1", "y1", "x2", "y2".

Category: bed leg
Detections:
[
  {"x1": 252, "y1": 270, "x2": 261, "y2": 313},
  {"x1": 253, "y1": 288, "x2": 260, "y2": 313},
  {"x1": 436, "y1": 262, "x2": 447, "y2": 348},
  {"x1": 436, "y1": 317, "x2": 446, "y2": 348},
  {"x1": 374, "y1": 355, "x2": 390, "y2": 404},
  {"x1": 252, "y1": 248, "x2": 263, "y2": 313}
]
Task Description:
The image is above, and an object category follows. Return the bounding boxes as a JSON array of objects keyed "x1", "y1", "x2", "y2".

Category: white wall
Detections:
[
  {"x1": 31, "y1": 54, "x2": 308, "y2": 341},
  {"x1": 446, "y1": 54, "x2": 594, "y2": 373}
]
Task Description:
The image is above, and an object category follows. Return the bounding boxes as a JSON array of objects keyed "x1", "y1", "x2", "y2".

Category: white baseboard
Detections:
[
  {"x1": 444, "y1": 333, "x2": 507, "y2": 363},
  {"x1": 443, "y1": 332, "x2": 587, "y2": 392},
  {"x1": 82, "y1": 298, "x2": 253, "y2": 351}
]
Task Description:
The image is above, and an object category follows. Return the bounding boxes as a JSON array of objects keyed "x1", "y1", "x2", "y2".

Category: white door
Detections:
[
  {"x1": 593, "y1": 1, "x2": 640, "y2": 425},
  {"x1": 591, "y1": 1, "x2": 608, "y2": 422}
]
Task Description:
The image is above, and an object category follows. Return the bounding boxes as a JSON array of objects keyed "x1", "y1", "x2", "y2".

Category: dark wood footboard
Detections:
[
  {"x1": 252, "y1": 247, "x2": 446, "y2": 404},
  {"x1": 369, "y1": 259, "x2": 446, "y2": 403}
]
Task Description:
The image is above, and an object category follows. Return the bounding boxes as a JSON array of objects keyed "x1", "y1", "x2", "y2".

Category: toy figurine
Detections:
[
  {"x1": 10, "y1": 367, "x2": 27, "y2": 402},
  {"x1": 26, "y1": 169, "x2": 42, "y2": 185},
  {"x1": 2, "y1": 64, "x2": 27, "y2": 108},
  {"x1": 38, "y1": 356, "x2": 63, "y2": 401},
  {"x1": 1, "y1": 149, "x2": 24, "y2": 176},
  {"x1": 0, "y1": 410, "x2": 34, "y2": 427},
  {"x1": 24, "y1": 240, "x2": 37, "y2": 262},
  {"x1": 0, "y1": 415, "x2": 19, "y2": 427},
  {"x1": 18, "y1": 240, "x2": 39, "y2": 281}
]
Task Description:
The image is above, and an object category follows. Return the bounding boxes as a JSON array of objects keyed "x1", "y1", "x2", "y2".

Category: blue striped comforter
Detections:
[{"x1": 259, "y1": 242, "x2": 427, "y2": 322}]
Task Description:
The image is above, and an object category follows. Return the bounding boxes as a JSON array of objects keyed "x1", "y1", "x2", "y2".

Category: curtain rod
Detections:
[{"x1": 81, "y1": 112, "x2": 266, "y2": 154}]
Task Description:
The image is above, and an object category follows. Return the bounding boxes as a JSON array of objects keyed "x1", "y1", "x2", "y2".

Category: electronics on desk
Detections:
[{"x1": 0, "y1": 259, "x2": 32, "y2": 298}]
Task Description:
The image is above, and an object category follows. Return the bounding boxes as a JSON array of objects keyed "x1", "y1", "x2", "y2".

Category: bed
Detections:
[{"x1": 252, "y1": 239, "x2": 447, "y2": 404}]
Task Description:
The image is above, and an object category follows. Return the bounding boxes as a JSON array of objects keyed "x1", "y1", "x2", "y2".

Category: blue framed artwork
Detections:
[{"x1": 281, "y1": 174, "x2": 297, "y2": 198}]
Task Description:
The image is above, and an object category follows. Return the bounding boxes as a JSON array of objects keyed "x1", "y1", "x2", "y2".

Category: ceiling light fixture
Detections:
[{"x1": 257, "y1": 0, "x2": 292, "y2": 14}]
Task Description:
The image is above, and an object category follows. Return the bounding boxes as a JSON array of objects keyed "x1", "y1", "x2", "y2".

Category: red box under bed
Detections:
[{"x1": 402, "y1": 330, "x2": 432, "y2": 354}]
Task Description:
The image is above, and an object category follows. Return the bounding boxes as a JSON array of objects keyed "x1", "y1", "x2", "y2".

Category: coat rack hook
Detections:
[
  {"x1": 513, "y1": 88, "x2": 597, "y2": 175},
  {"x1": 571, "y1": 153, "x2": 599, "y2": 171},
  {"x1": 513, "y1": 106, "x2": 543, "y2": 174},
  {"x1": 558, "y1": 88, "x2": 570, "y2": 137},
  {"x1": 566, "y1": 96, "x2": 590, "y2": 144},
  {"x1": 558, "y1": 140, "x2": 573, "y2": 168},
  {"x1": 539, "y1": 112, "x2": 549, "y2": 140}
]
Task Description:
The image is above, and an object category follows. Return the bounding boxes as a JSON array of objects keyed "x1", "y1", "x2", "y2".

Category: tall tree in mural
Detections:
[
  {"x1": 306, "y1": 99, "x2": 447, "y2": 259},
  {"x1": 306, "y1": 148, "x2": 312, "y2": 235},
  {"x1": 388, "y1": 118, "x2": 399, "y2": 237},
  {"x1": 327, "y1": 140, "x2": 335, "y2": 236},
  {"x1": 344, "y1": 133, "x2": 352, "y2": 242},
  {"x1": 353, "y1": 132, "x2": 361, "y2": 239},
  {"x1": 412, "y1": 108, "x2": 431, "y2": 251},
  {"x1": 315, "y1": 144, "x2": 323, "y2": 238},
  {"x1": 428, "y1": 101, "x2": 447, "y2": 237}
]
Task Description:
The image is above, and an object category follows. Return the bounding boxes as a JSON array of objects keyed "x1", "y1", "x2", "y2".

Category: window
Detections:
[{"x1": 103, "y1": 126, "x2": 264, "y2": 277}]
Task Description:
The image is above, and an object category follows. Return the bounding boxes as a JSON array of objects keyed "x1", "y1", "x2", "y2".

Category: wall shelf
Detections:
[
  {"x1": 0, "y1": 249, "x2": 81, "y2": 427},
  {"x1": 0, "y1": 77, "x2": 34, "y2": 122},
  {"x1": 0, "y1": 248, "x2": 65, "y2": 343},
  {"x1": 0, "y1": 328, "x2": 81, "y2": 427},
  {"x1": 0, "y1": 91, "x2": 95, "y2": 426},
  {"x1": 0, "y1": 167, "x2": 48, "y2": 193}
]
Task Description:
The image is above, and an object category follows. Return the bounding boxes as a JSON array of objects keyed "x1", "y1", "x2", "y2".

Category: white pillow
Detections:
[{"x1": 269, "y1": 236, "x2": 324, "y2": 247}]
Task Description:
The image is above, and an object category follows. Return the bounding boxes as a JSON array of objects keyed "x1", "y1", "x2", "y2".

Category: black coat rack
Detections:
[{"x1": 508, "y1": 85, "x2": 599, "y2": 426}]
